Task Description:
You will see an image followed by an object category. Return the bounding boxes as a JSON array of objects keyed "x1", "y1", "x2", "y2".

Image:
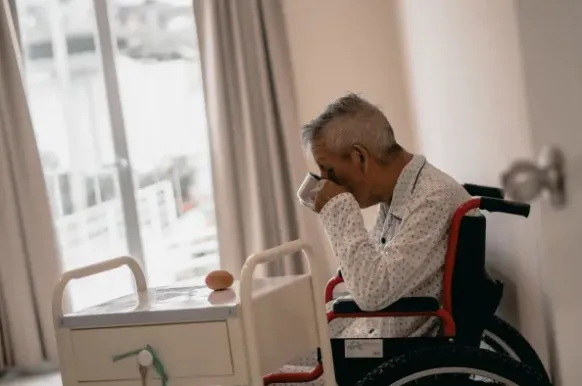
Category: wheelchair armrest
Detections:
[{"x1": 332, "y1": 296, "x2": 440, "y2": 314}]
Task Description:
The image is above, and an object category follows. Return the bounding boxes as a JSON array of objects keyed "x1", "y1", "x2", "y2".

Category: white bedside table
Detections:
[{"x1": 53, "y1": 240, "x2": 335, "y2": 386}]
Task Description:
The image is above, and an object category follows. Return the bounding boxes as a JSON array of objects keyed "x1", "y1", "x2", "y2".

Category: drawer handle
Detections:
[{"x1": 112, "y1": 344, "x2": 169, "y2": 386}]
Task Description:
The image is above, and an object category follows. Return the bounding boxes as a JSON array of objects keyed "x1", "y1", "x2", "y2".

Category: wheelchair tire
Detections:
[
  {"x1": 356, "y1": 345, "x2": 552, "y2": 386},
  {"x1": 483, "y1": 316, "x2": 550, "y2": 381}
]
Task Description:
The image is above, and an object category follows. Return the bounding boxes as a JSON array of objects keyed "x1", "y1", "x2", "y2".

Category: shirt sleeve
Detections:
[{"x1": 319, "y1": 191, "x2": 456, "y2": 311}]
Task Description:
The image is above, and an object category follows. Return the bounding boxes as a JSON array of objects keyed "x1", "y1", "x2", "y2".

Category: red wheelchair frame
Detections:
[{"x1": 263, "y1": 186, "x2": 528, "y2": 385}]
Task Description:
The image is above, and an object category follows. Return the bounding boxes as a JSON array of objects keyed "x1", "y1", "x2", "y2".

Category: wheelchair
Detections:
[
  {"x1": 322, "y1": 183, "x2": 549, "y2": 381},
  {"x1": 263, "y1": 185, "x2": 553, "y2": 385}
]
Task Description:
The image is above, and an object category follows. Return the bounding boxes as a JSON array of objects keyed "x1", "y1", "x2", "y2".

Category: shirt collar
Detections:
[{"x1": 387, "y1": 154, "x2": 426, "y2": 218}]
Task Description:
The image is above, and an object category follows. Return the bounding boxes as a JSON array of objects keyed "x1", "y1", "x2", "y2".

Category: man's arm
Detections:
[{"x1": 320, "y1": 191, "x2": 456, "y2": 311}]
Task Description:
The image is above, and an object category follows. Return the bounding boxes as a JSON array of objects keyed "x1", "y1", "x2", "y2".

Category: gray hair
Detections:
[{"x1": 301, "y1": 93, "x2": 399, "y2": 162}]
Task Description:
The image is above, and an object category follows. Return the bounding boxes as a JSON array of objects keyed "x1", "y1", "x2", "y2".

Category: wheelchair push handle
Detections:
[
  {"x1": 479, "y1": 197, "x2": 530, "y2": 217},
  {"x1": 463, "y1": 183, "x2": 505, "y2": 199}
]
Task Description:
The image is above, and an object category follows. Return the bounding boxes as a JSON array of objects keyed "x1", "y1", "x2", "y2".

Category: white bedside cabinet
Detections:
[{"x1": 53, "y1": 240, "x2": 335, "y2": 386}]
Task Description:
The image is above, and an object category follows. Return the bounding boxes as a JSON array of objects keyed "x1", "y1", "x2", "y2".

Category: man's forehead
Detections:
[{"x1": 310, "y1": 142, "x2": 331, "y2": 165}]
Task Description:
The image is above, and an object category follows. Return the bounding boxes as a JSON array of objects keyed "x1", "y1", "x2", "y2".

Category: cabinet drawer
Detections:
[{"x1": 71, "y1": 322, "x2": 232, "y2": 381}]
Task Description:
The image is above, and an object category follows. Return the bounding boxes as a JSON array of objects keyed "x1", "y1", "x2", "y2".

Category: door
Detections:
[
  {"x1": 99, "y1": 0, "x2": 219, "y2": 287},
  {"x1": 17, "y1": 0, "x2": 140, "y2": 311},
  {"x1": 395, "y1": 1, "x2": 581, "y2": 384},
  {"x1": 505, "y1": 3, "x2": 582, "y2": 385},
  {"x1": 16, "y1": 0, "x2": 218, "y2": 311}
]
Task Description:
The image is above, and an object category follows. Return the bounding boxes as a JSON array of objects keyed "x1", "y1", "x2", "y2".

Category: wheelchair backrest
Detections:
[
  {"x1": 452, "y1": 216, "x2": 486, "y2": 293},
  {"x1": 450, "y1": 215, "x2": 502, "y2": 344}
]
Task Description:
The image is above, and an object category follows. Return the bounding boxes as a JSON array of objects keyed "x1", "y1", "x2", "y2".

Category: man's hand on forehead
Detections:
[{"x1": 314, "y1": 180, "x2": 347, "y2": 213}]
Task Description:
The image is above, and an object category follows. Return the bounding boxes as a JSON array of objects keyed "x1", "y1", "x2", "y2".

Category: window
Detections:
[{"x1": 16, "y1": 0, "x2": 217, "y2": 311}]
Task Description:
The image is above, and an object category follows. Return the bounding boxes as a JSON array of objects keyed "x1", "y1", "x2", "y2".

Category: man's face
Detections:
[{"x1": 311, "y1": 140, "x2": 378, "y2": 208}]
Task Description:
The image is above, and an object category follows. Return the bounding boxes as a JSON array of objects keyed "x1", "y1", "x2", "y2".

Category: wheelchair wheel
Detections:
[
  {"x1": 356, "y1": 345, "x2": 552, "y2": 386},
  {"x1": 482, "y1": 316, "x2": 550, "y2": 381}
]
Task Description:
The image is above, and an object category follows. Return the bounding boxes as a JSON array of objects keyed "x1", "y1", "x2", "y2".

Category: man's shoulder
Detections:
[{"x1": 412, "y1": 161, "x2": 472, "y2": 207}]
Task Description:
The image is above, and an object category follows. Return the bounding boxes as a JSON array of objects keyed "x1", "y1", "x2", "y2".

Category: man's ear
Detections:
[{"x1": 350, "y1": 144, "x2": 369, "y2": 173}]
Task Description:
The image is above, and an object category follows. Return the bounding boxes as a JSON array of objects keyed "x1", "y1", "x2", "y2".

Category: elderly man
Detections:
[
  {"x1": 305, "y1": 92, "x2": 472, "y2": 339},
  {"x1": 277, "y1": 93, "x2": 473, "y2": 382}
]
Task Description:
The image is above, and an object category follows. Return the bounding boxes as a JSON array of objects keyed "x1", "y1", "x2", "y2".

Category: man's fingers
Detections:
[{"x1": 314, "y1": 180, "x2": 345, "y2": 213}]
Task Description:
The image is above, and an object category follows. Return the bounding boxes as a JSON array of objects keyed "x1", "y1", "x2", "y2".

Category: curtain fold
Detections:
[
  {"x1": 193, "y1": 0, "x2": 334, "y2": 280},
  {"x1": 0, "y1": 0, "x2": 61, "y2": 369}
]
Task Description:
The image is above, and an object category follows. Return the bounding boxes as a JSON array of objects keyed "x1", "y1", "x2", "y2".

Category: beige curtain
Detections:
[
  {"x1": 193, "y1": 0, "x2": 334, "y2": 280},
  {"x1": 0, "y1": 0, "x2": 61, "y2": 370}
]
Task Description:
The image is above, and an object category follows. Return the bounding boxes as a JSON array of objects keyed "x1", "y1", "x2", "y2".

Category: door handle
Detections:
[
  {"x1": 103, "y1": 157, "x2": 130, "y2": 171},
  {"x1": 501, "y1": 146, "x2": 566, "y2": 208}
]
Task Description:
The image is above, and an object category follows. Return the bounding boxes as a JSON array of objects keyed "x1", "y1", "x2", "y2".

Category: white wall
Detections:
[
  {"x1": 397, "y1": 0, "x2": 549, "y2": 366},
  {"x1": 281, "y1": 0, "x2": 416, "y2": 229}
]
